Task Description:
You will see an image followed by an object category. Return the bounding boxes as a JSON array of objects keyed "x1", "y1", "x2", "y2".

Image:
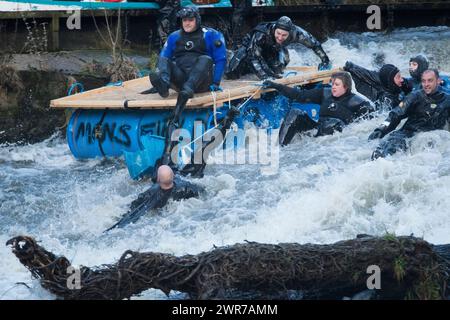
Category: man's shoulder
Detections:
[
  {"x1": 251, "y1": 22, "x2": 271, "y2": 37},
  {"x1": 167, "y1": 30, "x2": 181, "y2": 41},
  {"x1": 173, "y1": 178, "x2": 204, "y2": 194},
  {"x1": 202, "y1": 27, "x2": 223, "y2": 36},
  {"x1": 347, "y1": 92, "x2": 371, "y2": 105}
]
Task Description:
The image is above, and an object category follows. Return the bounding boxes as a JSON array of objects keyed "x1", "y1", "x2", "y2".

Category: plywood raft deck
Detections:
[{"x1": 50, "y1": 67, "x2": 339, "y2": 110}]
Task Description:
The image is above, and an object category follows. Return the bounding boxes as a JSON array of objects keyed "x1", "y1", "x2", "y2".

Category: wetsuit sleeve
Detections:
[
  {"x1": 343, "y1": 61, "x2": 382, "y2": 90},
  {"x1": 206, "y1": 29, "x2": 227, "y2": 85},
  {"x1": 270, "y1": 83, "x2": 324, "y2": 104},
  {"x1": 248, "y1": 32, "x2": 277, "y2": 79},
  {"x1": 291, "y1": 26, "x2": 329, "y2": 63},
  {"x1": 129, "y1": 185, "x2": 159, "y2": 211},
  {"x1": 382, "y1": 92, "x2": 417, "y2": 135},
  {"x1": 172, "y1": 179, "x2": 204, "y2": 201},
  {"x1": 160, "y1": 32, "x2": 178, "y2": 60}
]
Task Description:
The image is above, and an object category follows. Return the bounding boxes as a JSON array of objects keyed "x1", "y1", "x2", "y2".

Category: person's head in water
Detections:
[
  {"x1": 379, "y1": 64, "x2": 403, "y2": 91},
  {"x1": 330, "y1": 71, "x2": 352, "y2": 97},
  {"x1": 409, "y1": 55, "x2": 429, "y2": 81},
  {"x1": 177, "y1": 6, "x2": 201, "y2": 33},
  {"x1": 157, "y1": 165, "x2": 174, "y2": 190},
  {"x1": 421, "y1": 69, "x2": 440, "y2": 95},
  {"x1": 273, "y1": 16, "x2": 293, "y2": 45}
]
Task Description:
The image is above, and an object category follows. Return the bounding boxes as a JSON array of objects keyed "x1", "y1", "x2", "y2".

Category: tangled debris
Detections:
[{"x1": 6, "y1": 235, "x2": 449, "y2": 300}]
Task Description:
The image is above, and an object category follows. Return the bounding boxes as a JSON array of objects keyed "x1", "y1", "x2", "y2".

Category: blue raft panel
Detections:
[
  {"x1": 67, "y1": 95, "x2": 321, "y2": 179},
  {"x1": 67, "y1": 108, "x2": 211, "y2": 159}
]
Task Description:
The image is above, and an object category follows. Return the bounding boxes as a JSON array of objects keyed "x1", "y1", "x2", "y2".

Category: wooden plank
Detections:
[
  {"x1": 198, "y1": 75, "x2": 334, "y2": 108},
  {"x1": 51, "y1": 68, "x2": 341, "y2": 109}
]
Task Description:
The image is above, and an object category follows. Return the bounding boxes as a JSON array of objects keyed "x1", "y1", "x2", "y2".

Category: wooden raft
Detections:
[{"x1": 50, "y1": 67, "x2": 340, "y2": 110}]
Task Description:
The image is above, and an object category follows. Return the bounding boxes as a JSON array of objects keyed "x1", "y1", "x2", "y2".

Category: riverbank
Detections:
[{"x1": 0, "y1": 50, "x2": 151, "y2": 144}]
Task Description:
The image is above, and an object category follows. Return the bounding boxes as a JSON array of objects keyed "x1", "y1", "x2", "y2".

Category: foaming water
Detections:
[
  {"x1": 290, "y1": 26, "x2": 450, "y2": 75},
  {"x1": 1, "y1": 27, "x2": 450, "y2": 299}
]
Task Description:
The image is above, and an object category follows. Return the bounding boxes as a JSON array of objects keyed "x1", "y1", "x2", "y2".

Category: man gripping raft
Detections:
[
  {"x1": 226, "y1": 16, "x2": 331, "y2": 80},
  {"x1": 263, "y1": 71, "x2": 374, "y2": 146}
]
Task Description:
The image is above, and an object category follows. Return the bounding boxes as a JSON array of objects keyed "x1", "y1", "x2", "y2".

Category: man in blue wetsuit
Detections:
[{"x1": 142, "y1": 6, "x2": 227, "y2": 130}]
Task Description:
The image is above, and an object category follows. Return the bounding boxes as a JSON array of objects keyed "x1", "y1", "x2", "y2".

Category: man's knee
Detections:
[
  {"x1": 285, "y1": 109, "x2": 308, "y2": 124},
  {"x1": 279, "y1": 109, "x2": 311, "y2": 146}
]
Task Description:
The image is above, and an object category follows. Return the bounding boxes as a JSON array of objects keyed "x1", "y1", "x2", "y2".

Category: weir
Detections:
[{"x1": 1, "y1": 1, "x2": 450, "y2": 52}]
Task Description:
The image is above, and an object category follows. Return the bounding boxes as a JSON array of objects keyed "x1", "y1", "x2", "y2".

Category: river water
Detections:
[{"x1": 1, "y1": 26, "x2": 450, "y2": 299}]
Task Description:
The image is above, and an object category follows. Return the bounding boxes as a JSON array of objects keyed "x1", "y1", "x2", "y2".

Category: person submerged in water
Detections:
[
  {"x1": 106, "y1": 165, "x2": 203, "y2": 231},
  {"x1": 263, "y1": 71, "x2": 374, "y2": 146},
  {"x1": 369, "y1": 69, "x2": 450, "y2": 159}
]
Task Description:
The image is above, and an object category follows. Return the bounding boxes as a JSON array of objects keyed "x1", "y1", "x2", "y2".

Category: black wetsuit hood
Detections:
[
  {"x1": 409, "y1": 55, "x2": 429, "y2": 82},
  {"x1": 379, "y1": 64, "x2": 401, "y2": 94}
]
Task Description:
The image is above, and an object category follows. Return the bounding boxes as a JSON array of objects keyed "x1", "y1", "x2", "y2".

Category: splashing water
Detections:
[{"x1": 1, "y1": 26, "x2": 450, "y2": 299}]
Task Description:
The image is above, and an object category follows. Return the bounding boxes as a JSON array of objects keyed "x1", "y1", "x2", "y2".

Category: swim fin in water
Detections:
[{"x1": 105, "y1": 185, "x2": 171, "y2": 232}]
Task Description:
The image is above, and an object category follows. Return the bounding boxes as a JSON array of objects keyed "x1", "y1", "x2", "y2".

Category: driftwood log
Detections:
[{"x1": 6, "y1": 235, "x2": 450, "y2": 300}]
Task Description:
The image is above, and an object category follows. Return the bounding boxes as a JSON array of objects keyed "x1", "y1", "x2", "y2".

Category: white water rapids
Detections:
[{"x1": 1, "y1": 26, "x2": 450, "y2": 299}]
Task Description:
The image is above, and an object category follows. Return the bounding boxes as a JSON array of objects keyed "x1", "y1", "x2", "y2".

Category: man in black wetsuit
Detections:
[
  {"x1": 263, "y1": 71, "x2": 374, "y2": 146},
  {"x1": 369, "y1": 69, "x2": 450, "y2": 159},
  {"x1": 106, "y1": 165, "x2": 203, "y2": 231},
  {"x1": 343, "y1": 61, "x2": 412, "y2": 110},
  {"x1": 226, "y1": 16, "x2": 331, "y2": 80}
]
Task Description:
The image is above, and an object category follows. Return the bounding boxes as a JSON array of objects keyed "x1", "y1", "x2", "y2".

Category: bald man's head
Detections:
[{"x1": 157, "y1": 165, "x2": 174, "y2": 190}]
